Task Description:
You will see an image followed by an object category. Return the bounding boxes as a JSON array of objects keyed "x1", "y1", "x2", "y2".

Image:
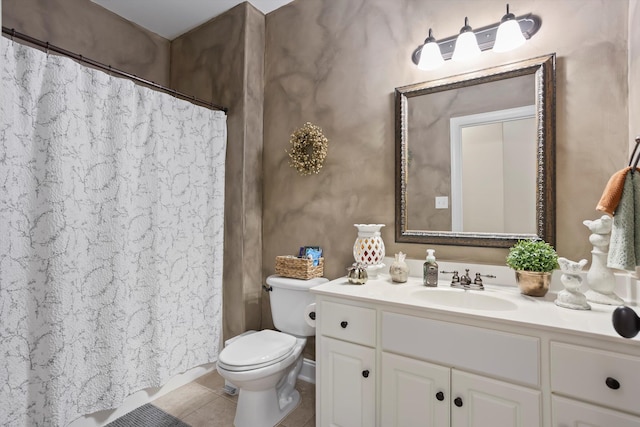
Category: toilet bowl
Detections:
[
  {"x1": 216, "y1": 275, "x2": 328, "y2": 427},
  {"x1": 217, "y1": 330, "x2": 306, "y2": 427}
]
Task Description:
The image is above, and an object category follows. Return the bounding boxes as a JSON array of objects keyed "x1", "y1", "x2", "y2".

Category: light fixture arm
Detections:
[{"x1": 411, "y1": 14, "x2": 541, "y2": 65}]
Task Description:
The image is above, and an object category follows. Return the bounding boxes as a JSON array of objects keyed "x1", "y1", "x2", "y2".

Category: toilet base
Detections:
[
  {"x1": 234, "y1": 388, "x2": 300, "y2": 427},
  {"x1": 218, "y1": 336, "x2": 306, "y2": 427}
]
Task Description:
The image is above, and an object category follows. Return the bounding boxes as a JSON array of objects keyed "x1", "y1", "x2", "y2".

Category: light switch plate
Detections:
[{"x1": 435, "y1": 196, "x2": 448, "y2": 209}]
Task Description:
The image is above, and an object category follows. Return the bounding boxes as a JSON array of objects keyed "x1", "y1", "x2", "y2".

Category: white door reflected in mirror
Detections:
[{"x1": 450, "y1": 106, "x2": 536, "y2": 233}]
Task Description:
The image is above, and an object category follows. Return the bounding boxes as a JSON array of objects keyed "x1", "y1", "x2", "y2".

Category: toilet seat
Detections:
[{"x1": 218, "y1": 330, "x2": 297, "y2": 372}]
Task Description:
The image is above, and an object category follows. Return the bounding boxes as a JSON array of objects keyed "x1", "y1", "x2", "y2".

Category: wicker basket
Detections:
[{"x1": 275, "y1": 256, "x2": 324, "y2": 280}]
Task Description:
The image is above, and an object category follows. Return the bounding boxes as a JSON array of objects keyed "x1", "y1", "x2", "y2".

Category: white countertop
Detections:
[{"x1": 310, "y1": 274, "x2": 640, "y2": 346}]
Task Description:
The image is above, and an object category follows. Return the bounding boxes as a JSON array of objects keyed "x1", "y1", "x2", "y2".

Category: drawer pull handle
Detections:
[
  {"x1": 612, "y1": 306, "x2": 640, "y2": 338},
  {"x1": 454, "y1": 397, "x2": 463, "y2": 407},
  {"x1": 340, "y1": 321, "x2": 348, "y2": 328},
  {"x1": 435, "y1": 391, "x2": 445, "y2": 401},
  {"x1": 606, "y1": 377, "x2": 621, "y2": 390},
  {"x1": 362, "y1": 370, "x2": 370, "y2": 378}
]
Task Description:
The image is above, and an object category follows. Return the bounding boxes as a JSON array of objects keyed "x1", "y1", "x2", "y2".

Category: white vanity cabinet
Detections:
[
  {"x1": 381, "y1": 312, "x2": 541, "y2": 427},
  {"x1": 320, "y1": 337, "x2": 375, "y2": 427},
  {"x1": 312, "y1": 277, "x2": 640, "y2": 427},
  {"x1": 317, "y1": 300, "x2": 377, "y2": 427},
  {"x1": 550, "y1": 342, "x2": 640, "y2": 426},
  {"x1": 316, "y1": 299, "x2": 541, "y2": 427},
  {"x1": 380, "y1": 352, "x2": 450, "y2": 426},
  {"x1": 380, "y1": 353, "x2": 540, "y2": 427}
]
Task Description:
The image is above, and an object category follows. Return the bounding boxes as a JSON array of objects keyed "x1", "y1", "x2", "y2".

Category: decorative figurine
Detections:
[
  {"x1": 347, "y1": 263, "x2": 368, "y2": 285},
  {"x1": 583, "y1": 215, "x2": 623, "y2": 305},
  {"x1": 389, "y1": 252, "x2": 409, "y2": 283},
  {"x1": 555, "y1": 257, "x2": 590, "y2": 310}
]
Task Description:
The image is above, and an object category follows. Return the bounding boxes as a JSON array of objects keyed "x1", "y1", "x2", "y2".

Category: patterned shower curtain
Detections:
[{"x1": 0, "y1": 36, "x2": 226, "y2": 426}]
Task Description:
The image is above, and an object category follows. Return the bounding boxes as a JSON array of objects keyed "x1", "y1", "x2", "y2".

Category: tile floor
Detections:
[{"x1": 151, "y1": 371, "x2": 316, "y2": 427}]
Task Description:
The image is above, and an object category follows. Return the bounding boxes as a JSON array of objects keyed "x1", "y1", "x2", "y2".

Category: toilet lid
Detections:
[{"x1": 219, "y1": 330, "x2": 297, "y2": 369}]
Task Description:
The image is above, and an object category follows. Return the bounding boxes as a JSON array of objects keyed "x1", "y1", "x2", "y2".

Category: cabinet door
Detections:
[
  {"x1": 381, "y1": 352, "x2": 450, "y2": 427},
  {"x1": 451, "y1": 370, "x2": 541, "y2": 427},
  {"x1": 319, "y1": 336, "x2": 375, "y2": 427},
  {"x1": 553, "y1": 395, "x2": 640, "y2": 427}
]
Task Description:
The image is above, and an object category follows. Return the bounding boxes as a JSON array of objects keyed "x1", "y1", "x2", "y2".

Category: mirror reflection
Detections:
[{"x1": 395, "y1": 54, "x2": 556, "y2": 247}]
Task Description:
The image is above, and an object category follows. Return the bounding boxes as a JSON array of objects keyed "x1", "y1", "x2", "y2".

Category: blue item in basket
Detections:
[{"x1": 305, "y1": 248, "x2": 323, "y2": 266}]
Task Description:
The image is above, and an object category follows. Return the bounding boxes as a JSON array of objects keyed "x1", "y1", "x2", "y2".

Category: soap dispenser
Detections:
[{"x1": 423, "y1": 249, "x2": 438, "y2": 287}]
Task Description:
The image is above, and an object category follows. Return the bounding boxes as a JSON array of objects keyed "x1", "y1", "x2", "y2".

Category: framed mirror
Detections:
[{"x1": 395, "y1": 54, "x2": 556, "y2": 248}]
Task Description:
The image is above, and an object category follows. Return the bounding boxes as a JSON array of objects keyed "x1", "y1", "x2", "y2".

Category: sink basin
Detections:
[{"x1": 410, "y1": 288, "x2": 518, "y2": 311}]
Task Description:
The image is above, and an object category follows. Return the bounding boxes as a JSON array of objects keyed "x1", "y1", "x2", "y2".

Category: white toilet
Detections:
[{"x1": 216, "y1": 274, "x2": 328, "y2": 427}]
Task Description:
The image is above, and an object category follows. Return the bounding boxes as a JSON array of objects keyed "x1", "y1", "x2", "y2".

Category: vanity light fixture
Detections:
[
  {"x1": 494, "y1": 4, "x2": 526, "y2": 52},
  {"x1": 411, "y1": 4, "x2": 541, "y2": 70},
  {"x1": 451, "y1": 17, "x2": 481, "y2": 62},
  {"x1": 417, "y1": 29, "x2": 445, "y2": 70}
]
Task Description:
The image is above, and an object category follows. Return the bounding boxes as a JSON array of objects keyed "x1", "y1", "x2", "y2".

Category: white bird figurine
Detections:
[
  {"x1": 557, "y1": 257, "x2": 588, "y2": 273},
  {"x1": 582, "y1": 215, "x2": 612, "y2": 234}
]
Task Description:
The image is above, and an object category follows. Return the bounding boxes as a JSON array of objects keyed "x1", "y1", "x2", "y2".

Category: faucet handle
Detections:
[
  {"x1": 469, "y1": 272, "x2": 496, "y2": 290},
  {"x1": 440, "y1": 270, "x2": 460, "y2": 284},
  {"x1": 473, "y1": 273, "x2": 496, "y2": 285}
]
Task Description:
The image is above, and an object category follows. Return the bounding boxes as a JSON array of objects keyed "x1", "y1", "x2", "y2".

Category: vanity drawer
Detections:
[
  {"x1": 382, "y1": 312, "x2": 540, "y2": 387},
  {"x1": 550, "y1": 342, "x2": 640, "y2": 416},
  {"x1": 319, "y1": 301, "x2": 376, "y2": 347}
]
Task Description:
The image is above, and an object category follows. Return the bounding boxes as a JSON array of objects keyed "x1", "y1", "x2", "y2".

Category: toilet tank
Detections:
[{"x1": 266, "y1": 275, "x2": 328, "y2": 337}]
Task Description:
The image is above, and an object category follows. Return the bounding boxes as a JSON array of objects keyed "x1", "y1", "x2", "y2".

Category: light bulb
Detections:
[
  {"x1": 452, "y1": 18, "x2": 480, "y2": 62},
  {"x1": 418, "y1": 29, "x2": 444, "y2": 70},
  {"x1": 494, "y1": 4, "x2": 526, "y2": 53}
]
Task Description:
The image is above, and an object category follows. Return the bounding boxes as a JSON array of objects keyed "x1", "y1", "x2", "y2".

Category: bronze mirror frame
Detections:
[{"x1": 395, "y1": 54, "x2": 556, "y2": 248}]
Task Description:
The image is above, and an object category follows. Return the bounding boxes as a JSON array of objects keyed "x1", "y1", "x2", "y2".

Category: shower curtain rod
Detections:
[{"x1": 2, "y1": 26, "x2": 228, "y2": 113}]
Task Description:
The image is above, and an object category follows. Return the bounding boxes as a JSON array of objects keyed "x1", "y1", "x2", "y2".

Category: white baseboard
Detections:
[{"x1": 298, "y1": 358, "x2": 316, "y2": 384}]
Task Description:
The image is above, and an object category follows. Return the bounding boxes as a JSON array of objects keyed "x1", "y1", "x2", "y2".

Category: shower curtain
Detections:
[{"x1": 0, "y1": 36, "x2": 226, "y2": 426}]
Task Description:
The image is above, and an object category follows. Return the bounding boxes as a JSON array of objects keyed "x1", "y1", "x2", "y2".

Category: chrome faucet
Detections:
[{"x1": 441, "y1": 269, "x2": 495, "y2": 291}]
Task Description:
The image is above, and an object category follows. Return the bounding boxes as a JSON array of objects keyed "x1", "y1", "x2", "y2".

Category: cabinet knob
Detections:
[
  {"x1": 435, "y1": 391, "x2": 445, "y2": 401},
  {"x1": 606, "y1": 377, "x2": 621, "y2": 390},
  {"x1": 454, "y1": 397, "x2": 463, "y2": 407},
  {"x1": 362, "y1": 370, "x2": 370, "y2": 378},
  {"x1": 340, "y1": 321, "x2": 348, "y2": 328},
  {"x1": 612, "y1": 306, "x2": 640, "y2": 338},
  {"x1": 308, "y1": 311, "x2": 316, "y2": 320}
]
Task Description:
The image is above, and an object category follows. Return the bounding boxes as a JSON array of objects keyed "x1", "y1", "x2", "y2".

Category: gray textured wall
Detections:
[
  {"x1": 2, "y1": 0, "x2": 170, "y2": 85},
  {"x1": 263, "y1": 0, "x2": 629, "y2": 283}
]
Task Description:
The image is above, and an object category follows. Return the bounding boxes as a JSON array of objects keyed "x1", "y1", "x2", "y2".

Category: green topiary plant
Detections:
[{"x1": 506, "y1": 239, "x2": 559, "y2": 273}]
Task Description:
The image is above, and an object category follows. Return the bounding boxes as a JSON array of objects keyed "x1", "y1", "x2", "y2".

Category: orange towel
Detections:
[{"x1": 597, "y1": 167, "x2": 632, "y2": 215}]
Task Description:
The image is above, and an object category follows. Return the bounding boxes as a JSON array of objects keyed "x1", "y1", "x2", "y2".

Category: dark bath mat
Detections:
[{"x1": 106, "y1": 403, "x2": 191, "y2": 427}]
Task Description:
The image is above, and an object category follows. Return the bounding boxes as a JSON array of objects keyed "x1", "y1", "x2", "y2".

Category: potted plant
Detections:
[{"x1": 506, "y1": 239, "x2": 559, "y2": 297}]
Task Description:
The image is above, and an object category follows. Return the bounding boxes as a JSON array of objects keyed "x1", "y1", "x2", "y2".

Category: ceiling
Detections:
[{"x1": 91, "y1": 0, "x2": 295, "y2": 40}]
